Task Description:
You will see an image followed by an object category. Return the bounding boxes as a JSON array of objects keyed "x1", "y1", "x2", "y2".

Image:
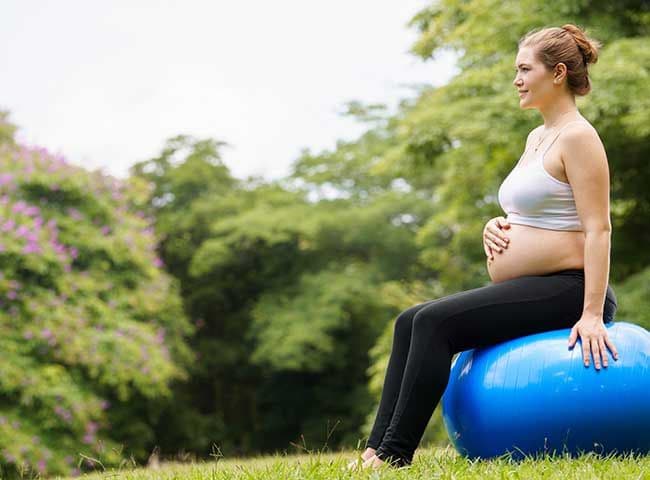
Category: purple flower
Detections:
[
  {"x1": 54, "y1": 405, "x2": 73, "y2": 423},
  {"x1": 40, "y1": 328, "x2": 52, "y2": 339},
  {"x1": 101, "y1": 226, "x2": 111, "y2": 235},
  {"x1": 11, "y1": 201, "x2": 27, "y2": 214},
  {"x1": 15, "y1": 225, "x2": 30, "y2": 238},
  {"x1": 1, "y1": 219, "x2": 15, "y2": 232},
  {"x1": 7, "y1": 291, "x2": 17, "y2": 300},
  {"x1": 23, "y1": 243, "x2": 42, "y2": 254},
  {"x1": 24, "y1": 206, "x2": 40, "y2": 216},
  {"x1": 67, "y1": 208, "x2": 82, "y2": 220},
  {"x1": 85, "y1": 421, "x2": 98, "y2": 434},
  {"x1": 25, "y1": 232, "x2": 39, "y2": 242},
  {"x1": 153, "y1": 257, "x2": 164, "y2": 268},
  {"x1": 155, "y1": 328, "x2": 165, "y2": 344},
  {"x1": 0, "y1": 173, "x2": 14, "y2": 186}
]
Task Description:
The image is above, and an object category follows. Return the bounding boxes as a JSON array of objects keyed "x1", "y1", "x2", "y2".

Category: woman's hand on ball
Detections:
[
  {"x1": 483, "y1": 216, "x2": 510, "y2": 260},
  {"x1": 567, "y1": 314, "x2": 619, "y2": 369}
]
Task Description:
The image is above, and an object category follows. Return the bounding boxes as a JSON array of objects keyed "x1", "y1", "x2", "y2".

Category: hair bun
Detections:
[{"x1": 561, "y1": 24, "x2": 601, "y2": 65}]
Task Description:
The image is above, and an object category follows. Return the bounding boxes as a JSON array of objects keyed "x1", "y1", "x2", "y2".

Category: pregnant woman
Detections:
[{"x1": 348, "y1": 24, "x2": 619, "y2": 470}]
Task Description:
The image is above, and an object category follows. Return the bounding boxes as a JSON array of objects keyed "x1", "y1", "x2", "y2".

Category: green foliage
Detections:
[
  {"x1": 248, "y1": 263, "x2": 386, "y2": 372},
  {"x1": 614, "y1": 266, "x2": 650, "y2": 330},
  {"x1": 0, "y1": 121, "x2": 192, "y2": 477}
]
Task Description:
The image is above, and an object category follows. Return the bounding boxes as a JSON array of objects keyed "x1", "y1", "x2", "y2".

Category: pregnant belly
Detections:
[{"x1": 487, "y1": 223, "x2": 585, "y2": 283}]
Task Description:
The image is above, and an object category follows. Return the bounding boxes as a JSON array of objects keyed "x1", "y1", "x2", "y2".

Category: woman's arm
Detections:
[
  {"x1": 561, "y1": 124, "x2": 612, "y2": 318},
  {"x1": 582, "y1": 231, "x2": 611, "y2": 316}
]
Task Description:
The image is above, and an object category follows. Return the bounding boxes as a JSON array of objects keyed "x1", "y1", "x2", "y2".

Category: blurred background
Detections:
[{"x1": 0, "y1": 0, "x2": 648, "y2": 477}]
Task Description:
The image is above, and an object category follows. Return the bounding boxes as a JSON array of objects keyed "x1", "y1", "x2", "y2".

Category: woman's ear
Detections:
[{"x1": 554, "y1": 63, "x2": 567, "y2": 84}]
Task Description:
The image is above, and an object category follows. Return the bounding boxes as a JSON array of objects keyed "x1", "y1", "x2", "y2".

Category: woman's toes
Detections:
[{"x1": 345, "y1": 459, "x2": 360, "y2": 471}]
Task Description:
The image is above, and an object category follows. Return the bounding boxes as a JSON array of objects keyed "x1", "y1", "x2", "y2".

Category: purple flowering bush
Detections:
[{"x1": 0, "y1": 119, "x2": 193, "y2": 477}]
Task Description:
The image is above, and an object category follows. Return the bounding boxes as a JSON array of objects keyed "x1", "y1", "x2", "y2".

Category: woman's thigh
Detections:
[{"x1": 413, "y1": 269, "x2": 617, "y2": 354}]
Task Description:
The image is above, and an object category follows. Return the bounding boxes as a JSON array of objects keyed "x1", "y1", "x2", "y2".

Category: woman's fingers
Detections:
[
  {"x1": 570, "y1": 323, "x2": 620, "y2": 370},
  {"x1": 484, "y1": 238, "x2": 502, "y2": 253},
  {"x1": 483, "y1": 217, "x2": 511, "y2": 259},
  {"x1": 598, "y1": 337, "x2": 608, "y2": 368},
  {"x1": 590, "y1": 337, "x2": 601, "y2": 369},
  {"x1": 605, "y1": 335, "x2": 619, "y2": 361},
  {"x1": 485, "y1": 231, "x2": 507, "y2": 250},
  {"x1": 582, "y1": 336, "x2": 592, "y2": 367},
  {"x1": 487, "y1": 226, "x2": 510, "y2": 245}
]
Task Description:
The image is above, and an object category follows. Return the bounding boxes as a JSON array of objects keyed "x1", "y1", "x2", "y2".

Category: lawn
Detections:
[{"x1": 50, "y1": 445, "x2": 650, "y2": 479}]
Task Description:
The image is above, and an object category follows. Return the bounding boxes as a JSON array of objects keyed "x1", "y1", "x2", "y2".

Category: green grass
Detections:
[{"x1": 48, "y1": 446, "x2": 650, "y2": 479}]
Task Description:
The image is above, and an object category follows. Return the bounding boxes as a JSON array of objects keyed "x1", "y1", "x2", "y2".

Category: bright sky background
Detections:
[{"x1": 1, "y1": 1, "x2": 458, "y2": 181}]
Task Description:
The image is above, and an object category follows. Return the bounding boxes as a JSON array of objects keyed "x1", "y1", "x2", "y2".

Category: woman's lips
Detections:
[{"x1": 519, "y1": 91, "x2": 528, "y2": 97}]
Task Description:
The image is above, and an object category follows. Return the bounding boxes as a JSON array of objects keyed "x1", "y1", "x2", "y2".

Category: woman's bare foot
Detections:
[
  {"x1": 345, "y1": 447, "x2": 376, "y2": 470},
  {"x1": 361, "y1": 454, "x2": 385, "y2": 469}
]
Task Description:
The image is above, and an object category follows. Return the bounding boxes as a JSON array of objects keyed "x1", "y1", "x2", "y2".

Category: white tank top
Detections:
[{"x1": 497, "y1": 120, "x2": 586, "y2": 232}]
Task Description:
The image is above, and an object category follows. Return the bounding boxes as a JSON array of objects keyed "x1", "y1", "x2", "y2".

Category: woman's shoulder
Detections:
[{"x1": 525, "y1": 125, "x2": 545, "y2": 147}]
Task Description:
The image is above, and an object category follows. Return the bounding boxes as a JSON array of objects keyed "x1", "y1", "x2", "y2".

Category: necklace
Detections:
[{"x1": 532, "y1": 111, "x2": 577, "y2": 152}]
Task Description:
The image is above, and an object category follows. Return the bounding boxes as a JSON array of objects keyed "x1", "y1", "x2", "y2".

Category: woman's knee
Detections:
[
  {"x1": 393, "y1": 302, "x2": 432, "y2": 338},
  {"x1": 393, "y1": 307, "x2": 416, "y2": 337},
  {"x1": 412, "y1": 304, "x2": 447, "y2": 336}
]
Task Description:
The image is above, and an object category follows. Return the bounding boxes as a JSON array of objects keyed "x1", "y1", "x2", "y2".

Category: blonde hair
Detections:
[{"x1": 519, "y1": 24, "x2": 603, "y2": 96}]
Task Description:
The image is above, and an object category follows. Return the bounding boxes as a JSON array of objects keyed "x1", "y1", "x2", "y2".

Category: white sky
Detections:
[{"x1": 0, "y1": 1, "x2": 458, "y2": 181}]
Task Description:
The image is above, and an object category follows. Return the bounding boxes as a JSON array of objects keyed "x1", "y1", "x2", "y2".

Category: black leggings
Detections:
[{"x1": 367, "y1": 268, "x2": 618, "y2": 467}]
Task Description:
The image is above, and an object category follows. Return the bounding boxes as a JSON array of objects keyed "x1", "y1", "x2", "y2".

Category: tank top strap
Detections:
[{"x1": 539, "y1": 120, "x2": 588, "y2": 158}]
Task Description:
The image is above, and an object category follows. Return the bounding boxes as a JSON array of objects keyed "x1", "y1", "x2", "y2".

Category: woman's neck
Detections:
[{"x1": 539, "y1": 98, "x2": 580, "y2": 128}]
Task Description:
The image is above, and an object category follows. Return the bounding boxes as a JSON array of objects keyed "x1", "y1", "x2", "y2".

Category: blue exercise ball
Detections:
[{"x1": 441, "y1": 321, "x2": 650, "y2": 460}]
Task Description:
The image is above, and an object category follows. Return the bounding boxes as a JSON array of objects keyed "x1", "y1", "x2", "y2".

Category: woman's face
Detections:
[{"x1": 512, "y1": 46, "x2": 557, "y2": 110}]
